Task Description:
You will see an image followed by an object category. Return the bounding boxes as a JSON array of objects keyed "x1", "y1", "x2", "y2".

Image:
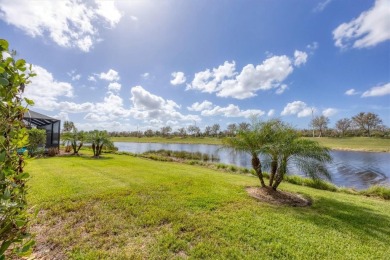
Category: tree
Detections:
[
  {"x1": 262, "y1": 121, "x2": 332, "y2": 190},
  {"x1": 223, "y1": 119, "x2": 332, "y2": 191},
  {"x1": 0, "y1": 39, "x2": 36, "y2": 258},
  {"x1": 310, "y1": 115, "x2": 329, "y2": 137},
  {"x1": 238, "y1": 122, "x2": 250, "y2": 131},
  {"x1": 187, "y1": 125, "x2": 201, "y2": 137},
  {"x1": 62, "y1": 127, "x2": 85, "y2": 155},
  {"x1": 144, "y1": 129, "x2": 154, "y2": 137},
  {"x1": 160, "y1": 126, "x2": 172, "y2": 137},
  {"x1": 203, "y1": 126, "x2": 212, "y2": 136},
  {"x1": 335, "y1": 118, "x2": 352, "y2": 137},
  {"x1": 27, "y1": 128, "x2": 46, "y2": 156},
  {"x1": 62, "y1": 121, "x2": 75, "y2": 152},
  {"x1": 177, "y1": 127, "x2": 187, "y2": 138},
  {"x1": 223, "y1": 119, "x2": 272, "y2": 187},
  {"x1": 87, "y1": 130, "x2": 114, "y2": 158},
  {"x1": 352, "y1": 112, "x2": 383, "y2": 137},
  {"x1": 226, "y1": 123, "x2": 237, "y2": 136},
  {"x1": 211, "y1": 124, "x2": 220, "y2": 137}
]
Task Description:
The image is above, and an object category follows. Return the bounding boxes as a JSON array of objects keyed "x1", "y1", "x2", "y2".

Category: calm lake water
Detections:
[{"x1": 115, "y1": 142, "x2": 390, "y2": 190}]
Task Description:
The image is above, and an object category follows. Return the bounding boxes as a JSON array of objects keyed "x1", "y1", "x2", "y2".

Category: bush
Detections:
[
  {"x1": 27, "y1": 128, "x2": 46, "y2": 157},
  {"x1": 47, "y1": 147, "x2": 58, "y2": 157}
]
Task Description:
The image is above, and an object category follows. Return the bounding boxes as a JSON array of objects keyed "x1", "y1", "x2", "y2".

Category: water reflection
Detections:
[{"x1": 115, "y1": 142, "x2": 390, "y2": 190}]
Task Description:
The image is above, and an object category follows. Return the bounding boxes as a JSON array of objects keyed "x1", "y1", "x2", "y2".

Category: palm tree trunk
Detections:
[
  {"x1": 252, "y1": 155, "x2": 266, "y2": 187},
  {"x1": 269, "y1": 158, "x2": 277, "y2": 186}
]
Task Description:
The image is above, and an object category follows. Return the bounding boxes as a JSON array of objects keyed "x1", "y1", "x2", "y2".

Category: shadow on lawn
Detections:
[{"x1": 293, "y1": 197, "x2": 390, "y2": 242}]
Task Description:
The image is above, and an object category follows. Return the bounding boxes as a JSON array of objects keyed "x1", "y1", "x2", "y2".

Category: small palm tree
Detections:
[
  {"x1": 62, "y1": 128, "x2": 85, "y2": 155},
  {"x1": 262, "y1": 121, "x2": 332, "y2": 190},
  {"x1": 87, "y1": 130, "x2": 114, "y2": 158},
  {"x1": 223, "y1": 119, "x2": 275, "y2": 187}
]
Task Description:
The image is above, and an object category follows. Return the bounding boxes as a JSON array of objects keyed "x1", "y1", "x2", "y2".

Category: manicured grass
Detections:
[
  {"x1": 111, "y1": 136, "x2": 390, "y2": 152},
  {"x1": 26, "y1": 154, "x2": 390, "y2": 259},
  {"x1": 111, "y1": 136, "x2": 222, "y2": 145},
  {"x1": 304, "y1": 137, "x2": 390, "y2": 152}
]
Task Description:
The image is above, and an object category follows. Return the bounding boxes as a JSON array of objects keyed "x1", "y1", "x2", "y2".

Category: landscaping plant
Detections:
[{"x1": 0, "y1": 39, "x2": 36, "y2": 258}]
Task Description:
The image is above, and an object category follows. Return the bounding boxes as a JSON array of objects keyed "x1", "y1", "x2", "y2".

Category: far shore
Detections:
[{"x1": 110, "y1": 136, "x2": 390, "y2": 153}]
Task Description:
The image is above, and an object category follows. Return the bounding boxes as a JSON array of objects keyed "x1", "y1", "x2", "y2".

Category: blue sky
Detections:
[{"x1": 1, "y1": 0, "x2": 389, "y2": 131}]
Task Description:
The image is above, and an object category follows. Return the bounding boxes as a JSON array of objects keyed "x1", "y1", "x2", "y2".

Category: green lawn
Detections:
[
  {"x1": 111, "y1": 136, "x2": 222, "y2": 145},
  {"x1": 304, "y1": 137, "x2": 390, "y2": 152},
  {"x1": 111, "y1": 136, "x2": 390, "y2": 152},
  {"x1": 27, "y1": 154, "x2": 390, "y2": 259}
]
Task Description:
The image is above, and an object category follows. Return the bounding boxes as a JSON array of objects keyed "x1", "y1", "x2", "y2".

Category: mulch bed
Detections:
[{"x1": 247, "y1": 186, "x2": 312, "y2": 207}]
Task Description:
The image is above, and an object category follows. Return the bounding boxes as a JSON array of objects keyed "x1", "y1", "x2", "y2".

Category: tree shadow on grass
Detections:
[{"x1": 291, "y1": 197, "x2": 390, "y2": 242}]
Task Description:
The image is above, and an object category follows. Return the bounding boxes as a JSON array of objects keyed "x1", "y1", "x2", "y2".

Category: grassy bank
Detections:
[
  {"x1": 304, "y1": 137, "x2": 390, "y2": 152},
  {"x1": 112, "y1": 136, "x2": 390, "y2": 152},
  {"x1": 26, "y1": 154, "x2": 390, "y2": 259},
  {"x1": 111, "y1": 136, "x2": 222, "y2": 145}
]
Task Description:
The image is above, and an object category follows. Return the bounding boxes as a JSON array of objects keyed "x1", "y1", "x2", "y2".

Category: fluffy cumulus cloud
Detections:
[
  {"x1": 294, "y1": 50, "x2": 308, "y2": 67},
  {"x1": 0, "y1": 0, "x2": 122, "y2": 52},
  {"x1": 130, "y1": 86, "x2": 199, "y2": 123},
  {"x1": 362, "y1": 82, "x2": 390, "y2": 97},
  {"x1": 170, "y1": 71, "x2": 186, "y2": 85},
  {"x1": 201, "y1": 104, "x2": 265, "y2": 118},
  {"x1": 99, "y1": 69, "x2": 120, "y2": 81},
  {"x1": 281, "y1": 101, "x2": 313, "y2": 117},
  {"x1": 322, "y1": 108, "x2": 338, "y2": 117},
  {"x1": 187, "y1": 100, "x2": 213, "y2": 111},
  {"x1": 345, "y1": 88, "x2": 359, "y2": 95},
  {"x1": 187, "y1": 53, "x2": 302, "y2": 99},
  {"x1": 333, "y1": 0, "x2": 390, "y2": 48},
  {"x1": 24, "y1": 65, "x2": 74, "y2": 109},
  {"x1": 108, "y1": 82, "x2": 121, "y2": 92}
]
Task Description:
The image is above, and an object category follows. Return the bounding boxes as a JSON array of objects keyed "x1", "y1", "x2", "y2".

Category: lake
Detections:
[{"x1": 114, "y1": 142, "x2": 390, "y2": 190}]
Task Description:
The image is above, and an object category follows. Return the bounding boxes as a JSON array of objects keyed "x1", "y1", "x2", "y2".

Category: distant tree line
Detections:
[
  {"x1": 306, "y1": 112, "x2": 389, "y2": 138},
  {"x1": 106, "y1": 112, "x2": 388, "y2": 139}
]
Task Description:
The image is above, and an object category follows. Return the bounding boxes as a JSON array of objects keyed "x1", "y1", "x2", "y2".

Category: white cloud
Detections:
[
  {"x1": 187, "y1": 61, "x2": 237, "y2": 93},
  {"x1": 130, "y1": 86, "x2": 199, "y2": 123},
  {"x1": 95, "y1": 0, "x2": 122, "y2": 27},
  {"x1": 294, "y1": 50, "x2": 308, "y2": 67},
  {"x1": 362, "y1": 82, "x2": 390, "y2": 97},
  {"x1": 275, "y1": 84, "x2": 288, "y2": 95},
  {"x1": 267, "y1": 109, "x2": 275, "y2": 117},
  {"x1": 201, "y1": 104, "x2": 265, "y2": 118},
  {"x1": 130, "y1": 16, "x2": 138, "y2": 21},
  {"x1": 170, "y1": 71, "x2": 186, "y2": 85},
  {"x1": 58, "y1": 101, "x2": 95, "y2": 113},
  {"x1": 281, "y1": 101, "x2": 313, "y2": 118},
  {"x1": 0, "y1": 0, "x2": 122, "y2": 52},
  {"x1": 52, "y1": 111, "x2": 69, "y2": 122},
  {"x1": 345, "y1": 88, "x2": 359, "y2": 95},
  {"x1": 333, "y1": 0, "x2": 390, "y2": 48},
  {"x1": 187, "y1": 100, "x2": 213, "y2": 111},
  {"x1": 88, "y1": 75, "x2": 97, "y2": 82},
  {"x1": 306, "y1": 42, "x2": 319, "y2": 51},
  {"x1": 108, "y1": 82, "x2": 121, "y2": 92},
  {"x1": 24, "y1": 65, "x2": 74, "y2": 110},
  {"x1": 187, "y1": 54, "x2": 299, "y2": 99},
  {"x1": 322, "y1": 108, "x2": 338, "y2": 117},
  {"x1": 313, "y1": 0, "x2": 332, "y2": 12},
  {"x1": 99, "y1": 69, "x2": 120, "y2": 81},
  {"x1": 141, "y1": 72, "x2": 150, "y2": 79},
  {"x1": 67, "y1": 70, "x2": 81, "y2": 81}
]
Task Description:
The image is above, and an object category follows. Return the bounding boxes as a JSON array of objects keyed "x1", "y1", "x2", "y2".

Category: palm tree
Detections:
[
  {"x1": 62, "y1": 128, "x2": 85, "y2": 155},
  {"x1": 87, "y1": 130, "x2": 114, "y2": 158},
  {"x1": 262, "y1": 121, "x2": 332, "y2": 190},
  {"x1": 223, "y1": 119, "x2": 275, "y2": 187}
]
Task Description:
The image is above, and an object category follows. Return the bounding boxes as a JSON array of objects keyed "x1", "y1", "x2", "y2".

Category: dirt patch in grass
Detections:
[{"x1": 247, "y1": 186, "x2": 311, "y2": 207}]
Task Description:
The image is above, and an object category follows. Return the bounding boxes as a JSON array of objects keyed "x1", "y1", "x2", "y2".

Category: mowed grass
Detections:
[
  {"x1": 304, "y1": 137, "x2": 390, "y2": 152},
  {"x1": 111, "y1": 136, "x2": 222, "y2": 145},
  {"x1": 26, "y1": 154, "x2": 390, "y2": 259},
  {"x1": 112, "y1": 136, "x2": 390, "y2": 152}
]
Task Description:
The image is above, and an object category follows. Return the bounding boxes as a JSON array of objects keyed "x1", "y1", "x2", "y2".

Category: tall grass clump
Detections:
[{"x1": 359, "y1": 185, "x2": 390, "y2": 200}]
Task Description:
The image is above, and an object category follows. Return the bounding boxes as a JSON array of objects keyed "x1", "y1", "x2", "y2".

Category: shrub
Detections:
[{"x1": 47, "y1": 147, "x2": 58, "y2": 157}]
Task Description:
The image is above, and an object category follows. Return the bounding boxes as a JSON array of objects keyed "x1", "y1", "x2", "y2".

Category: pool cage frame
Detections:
[{"x1": 23, "y1": 110, "x2": 61, "y2": 150}]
